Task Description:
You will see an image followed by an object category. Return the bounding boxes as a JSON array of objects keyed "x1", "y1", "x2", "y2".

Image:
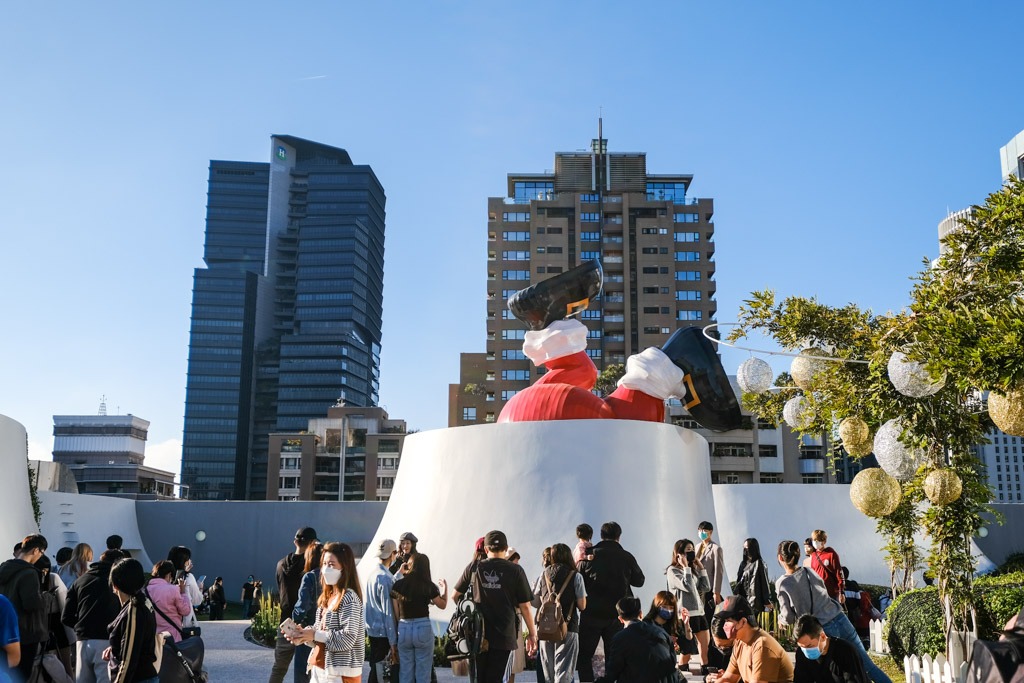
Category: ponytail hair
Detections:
[{"x1": 778, "y1": 540, "x2": 801, "y2": 569}]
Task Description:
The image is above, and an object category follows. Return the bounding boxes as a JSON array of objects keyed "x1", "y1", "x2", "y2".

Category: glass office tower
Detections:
[{"x1": 182, "y1": 136, "x2": 385, "y2": 500}]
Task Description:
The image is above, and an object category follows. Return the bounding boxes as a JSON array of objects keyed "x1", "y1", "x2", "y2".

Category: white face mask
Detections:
[
  {"x1": 322, "y1": 566, "x2": 342, "y2": 585},
  {"x1": 813, "y1": 540, "x2": 824, "y2": 550}
]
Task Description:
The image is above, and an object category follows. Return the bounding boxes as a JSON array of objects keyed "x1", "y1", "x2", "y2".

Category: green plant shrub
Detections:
[
  {"x1": 887, "y1": 572, "x2": 1024, "y2": 659},
  {"x1": 250, "y1": 593, "x2": 281, "y2": 647},
  {"x1": 995, "y1": 553, "x2": 1024, "y2": 577}
]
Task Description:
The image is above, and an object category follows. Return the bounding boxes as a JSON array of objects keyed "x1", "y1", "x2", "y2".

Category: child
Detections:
[{"x1": 573, "y1": 524, "x2": 594, "y2": 564}]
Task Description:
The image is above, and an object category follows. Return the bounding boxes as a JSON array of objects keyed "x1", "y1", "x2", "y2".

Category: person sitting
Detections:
[
  {"x1": 599, "y1": 597, "x2": 677, "y2": 683},
  {"x1": 706, "y1": 596, "x2": 793, "y2": 683},
  {"x1": 642, "y1": 591, "x2": 697, "y2": 672},
  {"x1": 707, "y1": 614, "x2": 735, "y2": 675},
  {"x1": 793, "y1": 614, "x2": 868, "y2": 683}
]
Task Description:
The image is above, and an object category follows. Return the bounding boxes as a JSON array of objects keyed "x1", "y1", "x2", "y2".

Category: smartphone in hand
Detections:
[{"x1": 280, "y1": 618, "x2": 302, "y2": 637}]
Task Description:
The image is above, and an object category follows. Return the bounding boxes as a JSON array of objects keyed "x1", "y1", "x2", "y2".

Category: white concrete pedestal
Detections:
[
  {"x1": 0, "y1": 414, "x2": 37, "y2": 552},
  {"x1": 357, "y1": 420, "x2": 717, "y2": 613}
]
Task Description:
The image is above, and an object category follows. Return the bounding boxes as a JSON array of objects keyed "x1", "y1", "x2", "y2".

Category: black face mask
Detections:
[{"x1": 685, "y1": 550, "x2": 696, "y2": 564}]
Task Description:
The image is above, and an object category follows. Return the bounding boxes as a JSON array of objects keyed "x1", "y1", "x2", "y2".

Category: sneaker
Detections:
[
  {"x1": 508, "y1": 259, "x2": 604, "y2": 331},
  {"x1": 661, "y1": 326, "x2": 743, "y2": 432}
]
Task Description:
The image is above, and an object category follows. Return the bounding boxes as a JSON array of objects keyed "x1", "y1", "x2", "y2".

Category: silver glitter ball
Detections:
[
  {"x1": 873, "y1": 418, "x2": 926, "y2": 481},
  {"x1": 888, "y1": 351, "x2": 946, "y2": 398},
  {"x1": 737, "y1": 358, "x2": 773, "y2": 394},
  {"x1": 783, "y1": 395, "x2": 815, "y2": 430}
]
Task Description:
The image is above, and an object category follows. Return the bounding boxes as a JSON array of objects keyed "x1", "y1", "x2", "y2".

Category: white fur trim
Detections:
[
  {"x1": 617, "y1": 347, "x2": 685, "y2": 400},
  {"x1": 522, "y1": 319, "x2": 589, "y2": 365}
]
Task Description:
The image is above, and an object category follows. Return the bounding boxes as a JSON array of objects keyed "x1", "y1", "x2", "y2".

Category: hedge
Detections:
[{"x1": 887, "y1": 571, "x2": 1024, "y2": 660}]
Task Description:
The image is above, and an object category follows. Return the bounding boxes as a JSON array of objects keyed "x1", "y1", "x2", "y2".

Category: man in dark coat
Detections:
[
  {"x1": 577, "y1": 522, "x2": 645, "y2": 683},
  {"x1": 598, "y1": 597, "x2": 676, "y2": 683},
  {"x1": 63, "y1": 549, "x2": 123, "y2": 683},
  {"x1": 0, "y1": 534, "x2": 48, "y2": 682},
  {"x1": 269, "y1": 526, "x2": 317, "y2": 683}
]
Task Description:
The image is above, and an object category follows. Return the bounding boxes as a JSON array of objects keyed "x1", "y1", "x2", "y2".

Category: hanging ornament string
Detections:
[{"x1": 701, "y1": 323, "x2": 872, "y2": 365}]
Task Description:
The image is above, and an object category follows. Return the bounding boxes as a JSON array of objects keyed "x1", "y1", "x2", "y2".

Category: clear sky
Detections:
[{"x1": 1, "y1": 2, "x2": 1021, "y2": 477}]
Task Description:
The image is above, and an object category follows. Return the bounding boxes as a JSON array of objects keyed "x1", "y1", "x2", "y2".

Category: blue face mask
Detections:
[
  {"x1": 658, "y1": 608, "x2": 674, "y2": 620},
  {"x1": 699, "y1": 531, "x2": 710, "y2": 541},
  {"x1": 801, "y1": 646, "x2": 822, "y2": 660}
]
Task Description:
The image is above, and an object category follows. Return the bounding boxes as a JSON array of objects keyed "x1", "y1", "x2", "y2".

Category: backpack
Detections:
[{"x1": 536, "y1": 570, "x2": 575, "y2": 643}]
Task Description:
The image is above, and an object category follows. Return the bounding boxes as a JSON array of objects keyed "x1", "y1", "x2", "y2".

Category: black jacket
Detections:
[
  {"x1": 737, "y1": 558, "x2": 772, "y2": 614},
  {"x1": 0, "y1": 558, "x2": 46, "y2": 644},
  {"x1": 63, "y1": 561, "x2": 121, "y2": 640},
  {"x1": 276, "y1": 552, "x2": 305, "y2": 625},
  {"x1": 578, "y1": 540, "x2": 645, "y2": 621},
  {"x1": 107, "y1": 598, "x2": 158, "y2": 683},
  {"x1": 599, "y1": 620, "x2": 677, "y2": 683}
]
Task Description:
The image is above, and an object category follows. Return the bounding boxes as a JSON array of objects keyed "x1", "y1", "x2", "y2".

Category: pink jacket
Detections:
[{"x1": 145, "y1": 578, "x2": 192, "y2": 642}]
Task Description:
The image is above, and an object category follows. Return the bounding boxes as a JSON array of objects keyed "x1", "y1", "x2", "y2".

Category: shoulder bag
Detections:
[{"x1": 143, "y1": 590, "x2": 206, "y2": 683}]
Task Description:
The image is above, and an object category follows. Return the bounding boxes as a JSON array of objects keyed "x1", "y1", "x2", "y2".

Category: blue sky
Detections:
[{"x1": 1, "y1": 2, "x2": 1021, "y2": 476}]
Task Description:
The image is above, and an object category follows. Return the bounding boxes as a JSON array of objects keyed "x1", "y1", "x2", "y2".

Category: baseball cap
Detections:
[
  {"x1": 377, "y1": 539, "x2": 397, "y2": 559},
  {"x1": 295, "y1": 527, "x2": 318, "y2": 542},
  {"x1": 484, "y1": 530, "x2": 508, "y2": 552},
  {"x1": 475, "y1": 537, "x2": 485, "y2": 553},
  {"x1": 717, "y1": 595, "x2": 754, "y2": 622}
]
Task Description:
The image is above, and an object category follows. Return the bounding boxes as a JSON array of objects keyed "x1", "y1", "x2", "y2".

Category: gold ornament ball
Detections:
[
  {"x1": 923, "y1": 469, "x2": 963, "y2": 506},
  {"x1": 850, "y1": 468, "x2": 902, "y2": 517},
  {"x1": 989, "y1": 389, "x2": 1024, "y2": 437},
  {"x1": 839, "y1": 417, "x2": 870, "y2": 448},
  {"x1": 845, "y1": 439, "x2": 874, "y2": 458},
  {"x1": 791, "y1": 348, "x2": 829, "y2": 391}
]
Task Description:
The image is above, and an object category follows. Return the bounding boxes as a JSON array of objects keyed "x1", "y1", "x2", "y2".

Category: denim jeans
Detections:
[
  {"x1": 823, "y1": 613, "x2": 892, "y2": 683},
  {"x1": 294, "y1": 642, "x2": 312, "y2": 683},
  {"x1": 398, "y1": 617, "x2": 435, "y2": 683}
]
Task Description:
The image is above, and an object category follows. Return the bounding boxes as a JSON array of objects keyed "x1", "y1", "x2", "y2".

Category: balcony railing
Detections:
[{"x1": 503, "y1": 193, "x2": 558, "y2": 204}]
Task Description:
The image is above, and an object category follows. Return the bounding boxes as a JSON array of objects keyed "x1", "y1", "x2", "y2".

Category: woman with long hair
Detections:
[
  {"x1": 391, "y1": 553, "x2": 448, "y2": 683},
  {"x1": 293, "y1": 541, "x2": 325, "y2": 683},
  {"x1": 103, "y1": 558, "x2": 159, "y2": 682},
  {"x1": 58, "y1": 542, "x2": 92, "y2": 586},
  {"x1": 286, "y1": 542, "x2": 365, "y2": 683},
  {"x1": 534, "y1": 543, "x2": 586, "y2": 683},
  {"x1": 166, "y1": 546, "x2": 203, "y2": 624},
  {"x1": 736, "y1": 538, "x2": 772, "y2": 615},
  {"x1": 144, "y1": 561, "x2": 190, "y2": 643},
  {"x1": 775, "y1": 540, "x2": 891, "y2": 683},
  {"x1": 666, "y1": 538, "x2": 711, "y2": 670},
  {"x1": 643, "y1": 590, "x2": 698, "y2": 669}
]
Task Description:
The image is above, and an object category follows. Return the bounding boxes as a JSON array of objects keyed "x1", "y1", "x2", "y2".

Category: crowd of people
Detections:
[
  {"x1": 257, "y1": 520, "x2": 890, "y2": 683},
  {"x1": 0, "y1": 533, "x2": 209, "y2": 683}
]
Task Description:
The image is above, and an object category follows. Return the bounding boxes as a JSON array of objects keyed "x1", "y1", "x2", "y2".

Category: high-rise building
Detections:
[
  {"x1": 183, "y1": 135, "x2": 386, "y2": 500},
  {"x1": 450, "y1": 130, "x2": 717, "y2": 425},
  {"x1": 999, "y1": 128, "x2": 1024, "y2": 183},
  {"x1": 53, "y1": 406, "x2": 179, "y2": 499},
  {"x1": 265, "y1": 402, "x2": 406, "y2": 501}
]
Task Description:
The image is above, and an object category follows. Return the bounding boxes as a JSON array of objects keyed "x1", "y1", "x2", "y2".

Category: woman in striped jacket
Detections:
[{"x1": 287, "y1": 542, "x2": 365, "y2": 683}]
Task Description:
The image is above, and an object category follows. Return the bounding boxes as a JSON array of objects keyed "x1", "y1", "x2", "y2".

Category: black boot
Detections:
[
  {"x1": 661, "y1": 326, "x2": 742, "y2": 432},
  {"x1": 508, "y1": 259, "x2": 604, "y2": 331}
]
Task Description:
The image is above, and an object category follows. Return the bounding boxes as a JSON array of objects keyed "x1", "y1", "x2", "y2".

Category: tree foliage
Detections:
[
  {"x1": 727, "y1": 177, "x2": 1024, "y2": 655},
  {"x1": 595, "y1": 363, "x2": 626, "y2": 397}
]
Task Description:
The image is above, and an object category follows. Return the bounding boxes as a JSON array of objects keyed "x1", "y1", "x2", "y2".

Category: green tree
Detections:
[
  {"x1": 728, "y1": 177, "x2": 1024, "y2": 656},
  {"x1": 594, "y1": 363, "x2": 626, "y2": 397}
]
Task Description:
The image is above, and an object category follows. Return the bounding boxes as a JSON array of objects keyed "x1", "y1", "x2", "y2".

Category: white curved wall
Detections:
[
  {"x1": 0, "y1": 414, "x2": 38, "y2": 553},
  {"x1": 37, "y1": 491, "x2": 152, "y2": 569},
  {"x1": 356, "y1": 420, "x2": 720, "y2": 614}
]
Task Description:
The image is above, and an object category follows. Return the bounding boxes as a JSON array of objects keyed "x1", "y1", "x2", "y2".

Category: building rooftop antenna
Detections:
[{"x1": 98, "y1": 395, "x2": 107, "y2": 416}]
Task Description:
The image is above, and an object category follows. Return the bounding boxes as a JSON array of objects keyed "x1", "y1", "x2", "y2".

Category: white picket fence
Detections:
[
  {"x1": 869, "y1": 618, "x2": 889, "y2": 654},
  {"x1": 904, "y1": 653, "x2": 969, "y2": 683}
]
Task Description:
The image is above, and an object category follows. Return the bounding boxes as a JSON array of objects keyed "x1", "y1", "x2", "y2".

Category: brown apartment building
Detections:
[{"x1": 449, "y1": 131, "x2": 838, "y2": 485}]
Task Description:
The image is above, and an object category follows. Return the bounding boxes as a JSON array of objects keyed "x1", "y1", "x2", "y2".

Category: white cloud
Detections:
[{"x1": 145, "y1": 439, "x2": 182, "y2": 478}]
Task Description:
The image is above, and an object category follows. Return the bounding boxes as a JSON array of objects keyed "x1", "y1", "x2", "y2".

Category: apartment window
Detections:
[
  {"x1": 641, "y1": 247, "x2": 658, "y2": 254},
  {"x1": 643, "y1": 326, "x2": 660, "y2": 334},
  {"x1": 279, "y1": 476, "x2": 299, "y2": 490},
  {"x1": 725, "y1": 474, "x2": 740, "y2": 484},
  {"x1": 674, "y1": 232, "x2": 700, "y2": 242},
  {"x1": 579, "y1": 193, "x2": 599, "y2": 202},
  {"x1": 546, "y1": 246, "x2": 563, "y2": 254},
  {"x1": 647, "y1": 182, "x2": 686, "y2": 202},
  {"x1": 502, "y1": 329, "x2": 526, "y2": 340},
  {"x1": 537, "y1": 267, "x2": 545, "y2": 273},
  {"x1": 802, "y1": 474, "x2": 825, "y2": 484},
  {"x1": 502, "y1": 231, "x2": 530, "y2": 241},
  {"x1": 502, "y1": 270, "x2": 530, "y2": 280},
  {"x1": 643, "y1": 287, "x2": 658, "y2": 294},
  {"x1": 759, "y1": 445, "x2": 778, "y2": 458},
  {"x1": 502, "y1": 370, "x2": 530, "y2": 381},
  {"x1": 503, "y1": 212, "x2": 530, "y2": 222},
  {"x1": 675, "y1": 271, "x2": 701, "y2": 281},
  {"x1": 503, "y1": 251, "x2": 530, "y2": 261},
  {"x1": 546, "y1": 227, "x2": 563, "y2": 234},
  {"x1": 580, "y1": 213, "x2": 600, "y2": 222},
  {"x1": 581, "y1": 251, "x2": 600, "y2": 260},
  {"x1": 376, "y1": 476, "x2": 395, "y2": 489},
  {"x1": 642, "y1": 227, "x2": 669, "y2": 235},
  {"x1": 547, "y1": 266, "x2": 563, "y2": 273},
  {"x1": 643, "y1": 306, "x2": 659, "y2": 314},
  {"x1": 502, "y1": 349, "x2": 526, "y2": 360},
  {"x1": 713, "y1": 444, "x2": 753, "y2": 457},
  {"x1": 501, "y1": 390, "x2": 518, "y2": 401},
  {"x1": 462, "y1": 407, "x2": 476, "y2": 421},
  {"x1": 674, "y1": 213, "x2": 700, "y2": 223},
  {"x1": 661, "y1": 327, "x2": 671, "y2": 334},
  {"x1": 514, "y1": 181, "x2": 553, "y2": 200},
  {"x1": 581, "y1": 232, "x2": 601, "y2": 241},
  {"x1": 580, "y1": 310, "x2": 601, "y2": 319},
  {"x1": 485, "y1": 413, "x2": 496, "y2": 423},
  {"x1": 675, "y1": 251, "x2": 701, "y2": 262},
  {"x1": 677, "y1": 311, "x2": 703, "y2": 321},
  {"x1": 485, "y1": 392, "x2": 495, "y2": 402},
  {"x1": 676, "y1": 291, "x2": 702, "y2": 301},
  {"x1": 586, "y1": 349, "x2": 602, "y2": 359},
  {"x1": 642, "y1": 267, "x2": 659, "y2": 274},
  {"x1": 760, "y1": 473, "x2": 783, "y2": 483}
]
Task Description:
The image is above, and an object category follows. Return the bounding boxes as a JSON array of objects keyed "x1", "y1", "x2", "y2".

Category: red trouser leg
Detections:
[
  {"x1": 604, "y1": 386, "x2": 665, "y2": 423},
  {"x1": 534, "y1": 351, "x2": 598, "y2": 390}
]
